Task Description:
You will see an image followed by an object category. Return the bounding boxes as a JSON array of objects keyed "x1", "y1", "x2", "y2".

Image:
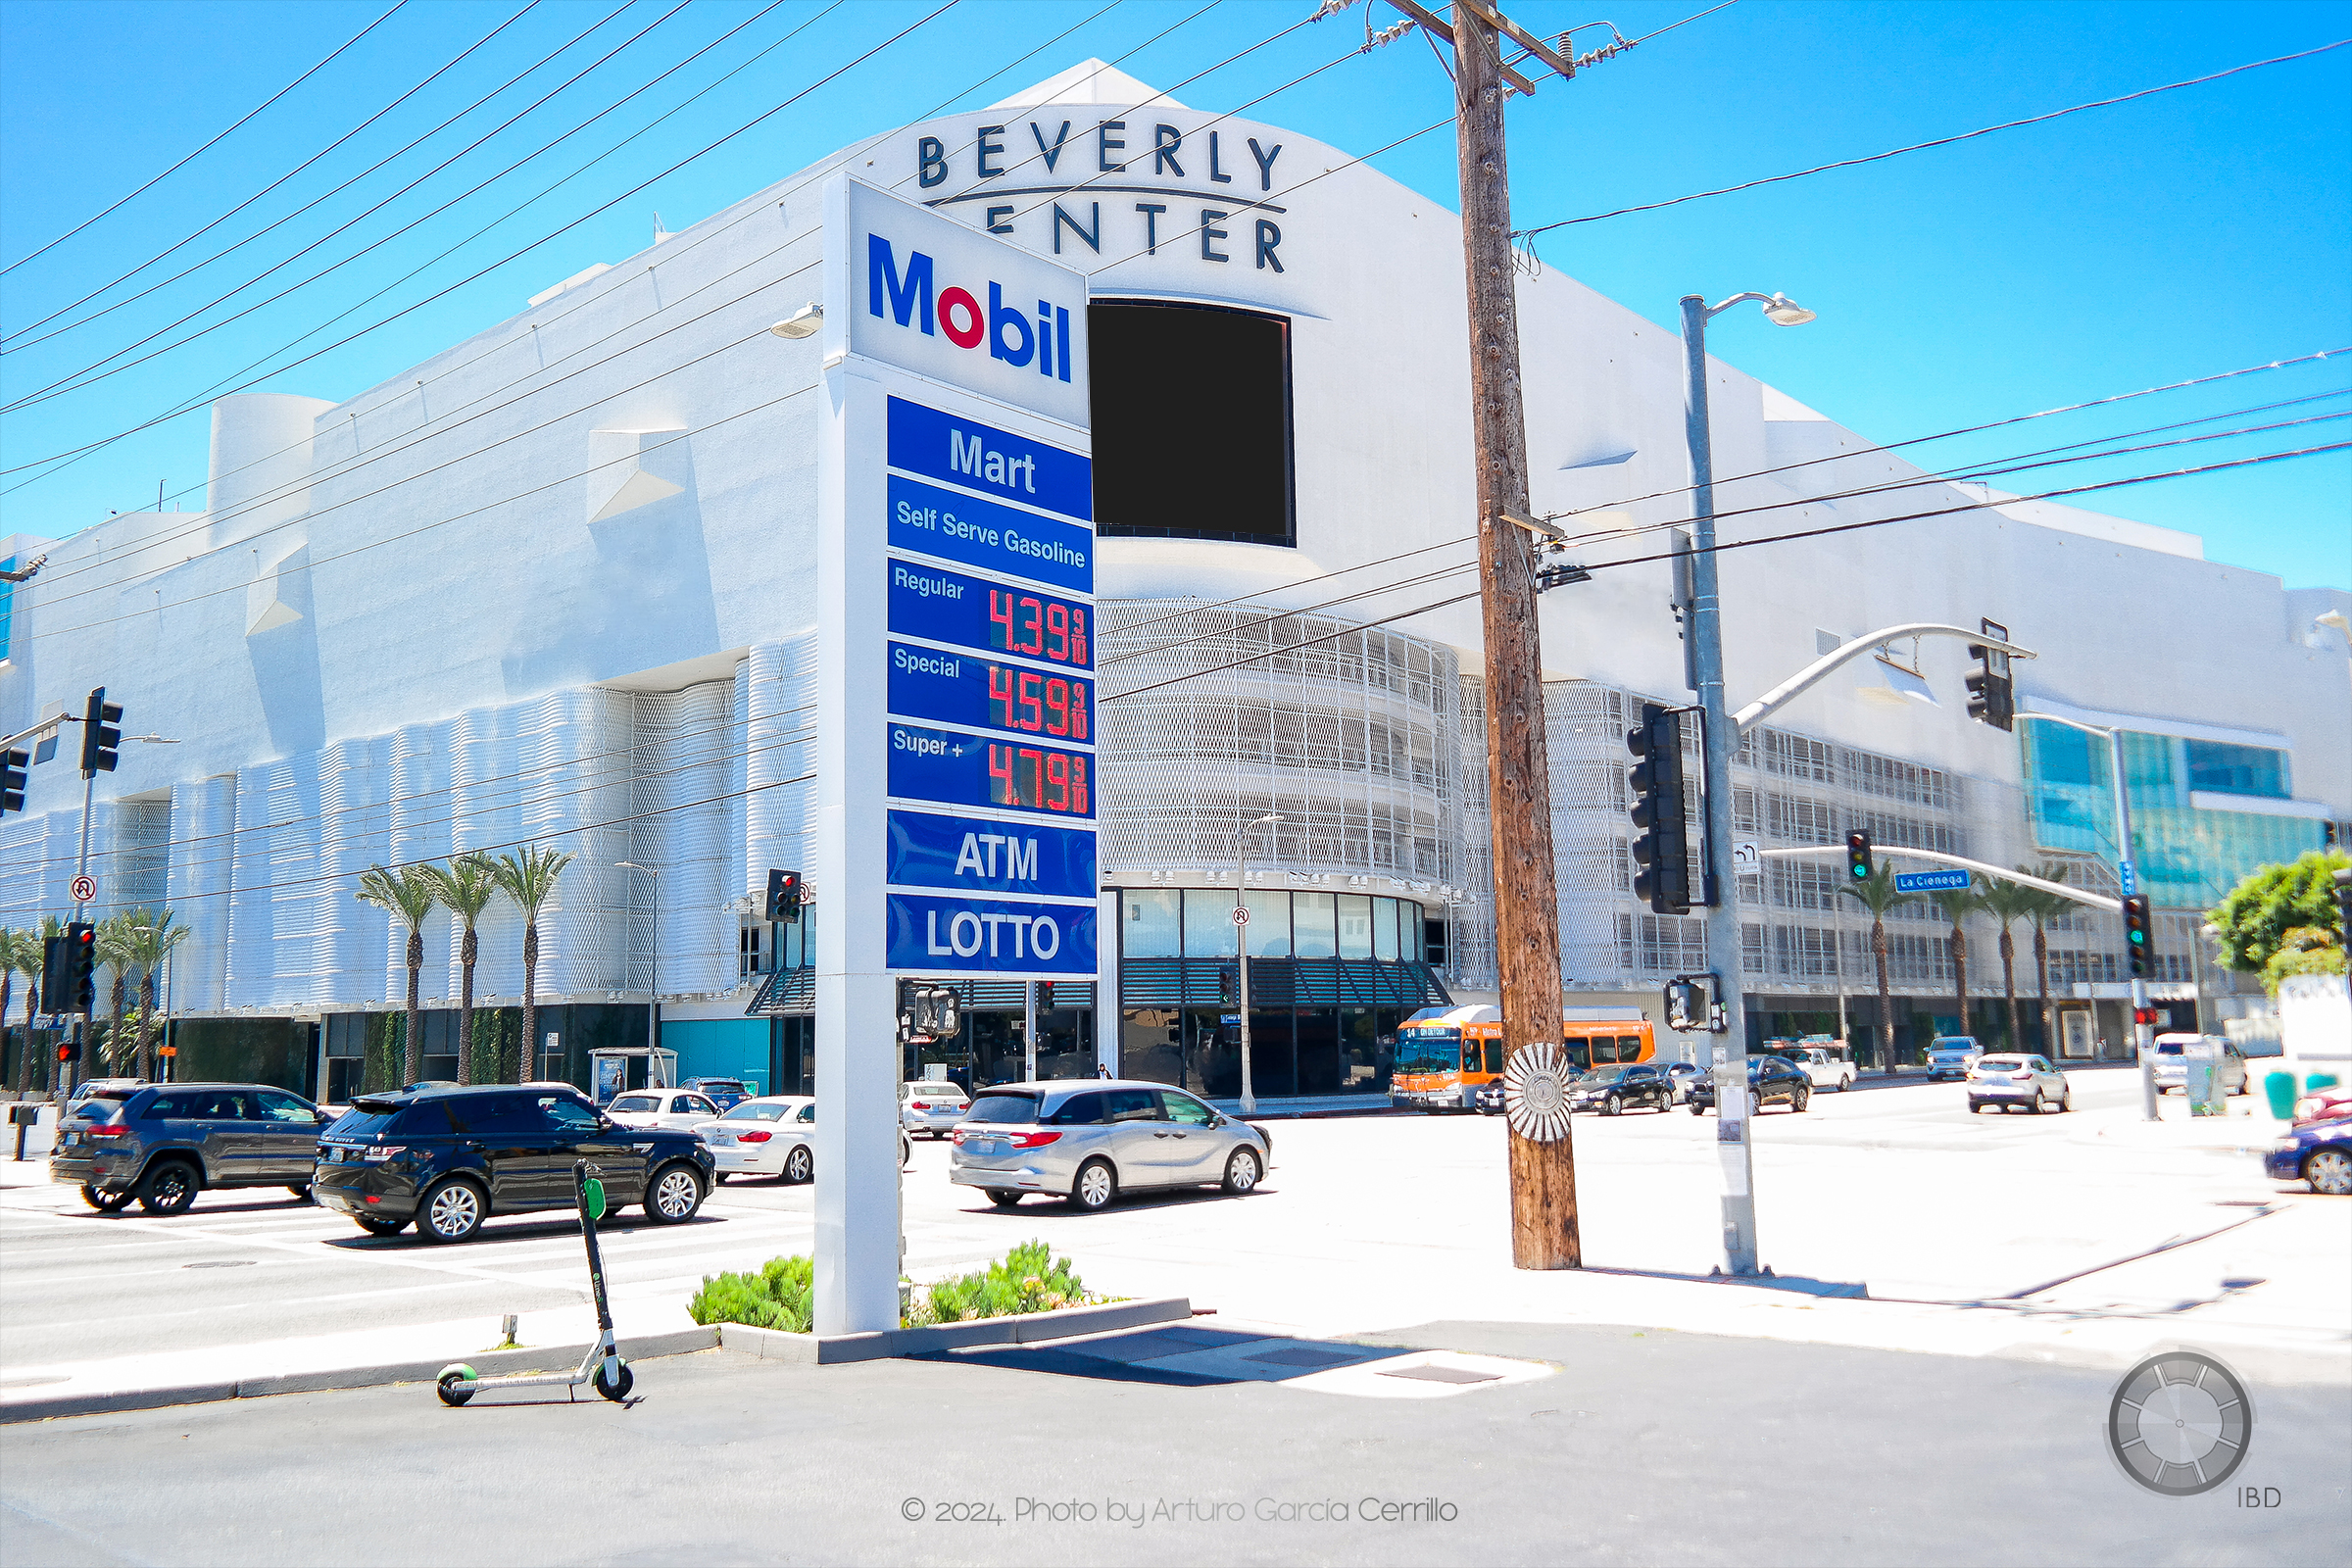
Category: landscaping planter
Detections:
[{"x1": 715, "y1": 1296, "x2": 1194, "y2": 1365}]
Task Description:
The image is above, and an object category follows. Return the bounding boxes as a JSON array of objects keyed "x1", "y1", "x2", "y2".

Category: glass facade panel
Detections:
[
  {"x1": 1298, "y1": 1007, "x2": 1342, "y2": 1094},
  {"x1": 1121, "y1": 1006, "x2": 1184, "y2": 1086},
  {"x1": 1246, "y1": 1007, "x2": 1297, "y2": 1098},
  {"x1": 1244, "y1": 890, "x2": 1291, "y2": 956},
  {"x1": 1372, "y1": 898, "x2": 1399, "y2": 960},
  {"x1": 2185, "y1": 740, "x2": 2288, "y2": 798},
  {"x1": 1184, "y1": 889, "x2": 1239, "y2": 958},
  {"x1": 1184, "y1": 1006, "x2": 1238, "y2": 1097},
  {"x1": 1293, "y1": 892, "x2": 1338, "y2": 956},
  {"x1": 1337, "y1": 894, "x2": 1374, "y2": 958},
  {"x1": 1122, "y1": 890, "x2": 1180, "y2": 957}
]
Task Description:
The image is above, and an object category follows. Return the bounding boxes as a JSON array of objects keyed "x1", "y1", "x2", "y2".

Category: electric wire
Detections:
[{"x1": 0, "y1": 3, "x2": 411, "y2": 277}]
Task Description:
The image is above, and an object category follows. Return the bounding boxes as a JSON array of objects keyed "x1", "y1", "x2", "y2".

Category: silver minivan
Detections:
[{"x1": 949, "y1": 1080, "x2": 1272, "y2": 1211}]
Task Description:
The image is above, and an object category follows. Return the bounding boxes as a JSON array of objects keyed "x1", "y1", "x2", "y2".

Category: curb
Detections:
[
  {"x1": 717, "y1": 1296, "x2": 1194, "y2": 1364},
  {"x1": 0, "y1": 1326, "x2": 720, "y2": 1424}
]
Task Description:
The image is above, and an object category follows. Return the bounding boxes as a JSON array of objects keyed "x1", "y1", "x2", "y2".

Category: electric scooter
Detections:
[{"x1": 435, "y1": 1161, "x2": 632, "y2": 1406}]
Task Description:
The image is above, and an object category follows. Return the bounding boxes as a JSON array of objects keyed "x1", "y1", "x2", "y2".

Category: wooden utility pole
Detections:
[{"x1": 1449, "y1": 3, "x2": 1578, "y2": 1269}]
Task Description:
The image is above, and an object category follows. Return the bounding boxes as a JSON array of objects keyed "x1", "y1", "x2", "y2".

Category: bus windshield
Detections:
[{"x1": 1395, "y1": 1029, "x2": 1461, "y2": 1074}]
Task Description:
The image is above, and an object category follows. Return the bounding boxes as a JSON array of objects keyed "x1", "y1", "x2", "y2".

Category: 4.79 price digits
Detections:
[
  {"x1": 988, "y1": 744, "x2": 1090, "y2": 815},
  {"x1": 987, "y1": 665, "x2": 1090, "y2": 741},
  {"x1": 989, "y1": 589, "x2": 1088, "y2": 666}
]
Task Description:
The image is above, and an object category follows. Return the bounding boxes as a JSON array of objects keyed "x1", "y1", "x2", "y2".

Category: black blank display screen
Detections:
[{"x1": 1089, "y1": 302, "x2": 1294, "y2": 546}]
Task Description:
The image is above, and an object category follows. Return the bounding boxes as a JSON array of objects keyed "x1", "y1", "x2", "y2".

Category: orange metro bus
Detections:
[{"x1": 1388, "y1": 1004, "x2": 1656, "y2": 1111}]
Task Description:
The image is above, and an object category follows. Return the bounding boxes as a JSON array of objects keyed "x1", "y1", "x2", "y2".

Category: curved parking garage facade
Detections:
[{"x1": 3, "y1": 61, "x2": 2345, "y2": 1102}]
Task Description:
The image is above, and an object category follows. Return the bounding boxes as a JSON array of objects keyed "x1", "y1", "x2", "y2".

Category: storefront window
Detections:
[
  {"x1": 1293, "y1": 892, "x2": 1337, "y2": 956},
  {"x1": 1372, "y1": 898, "x2": 1398, "y2": 960},
  {"x1": 1121, "y1": 1007, "x2": 1184, "y2": 1087},
  {"x1": 1244, "y1": 890, "x2": 1291, "y2": 956},
  {"x1": 1338, "y1": 894, "x2": 1374, "y2": 958},
  {"x1": 1183, "y1": 1007, "x2": 1239, "y2": 1097},
  {"x1": 1123, "y1": 890, "x2": 1180, "y2": 957},
  {"x1": 1184, "y1": 889, "x2": 1239, "y2": 958}
]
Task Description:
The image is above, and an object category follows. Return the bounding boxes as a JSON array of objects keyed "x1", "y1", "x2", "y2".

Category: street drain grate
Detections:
[
  {"x1": 184, "y1": 1260, "x2": 257, "y2": 1269},
  {"x1": 1245, "y1": 1347, "x2": 1357, "y2": 1368},
  {"x1": 1378, "y1": 1364, "x2": 1500, "y2": 1385}
]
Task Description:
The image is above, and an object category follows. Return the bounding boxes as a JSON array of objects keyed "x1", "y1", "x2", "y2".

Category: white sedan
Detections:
[
  {"x1": 692, "y1": 1097, "x2": 913, "y2": 1183},
  {"x1": 605, "y1": 1089, "x2": 723, "y2": 1132}
]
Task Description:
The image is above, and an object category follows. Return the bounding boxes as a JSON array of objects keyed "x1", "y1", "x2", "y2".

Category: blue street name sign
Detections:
[
  {"x1": 887, "y1": 474, "x2": 1093, "y2": 593},
  {"x1": 887, "y1": 808, "x2": 1096, "y2": 899},
  {"x1": 886, "y1": 561, "x2": 1093, "y2": 670},
  {"x1": 2118, "y1": 858, "x2": 2137, "y2": 896},
  {"x1": 885, "y1": 891, "x2": 1097, "y2": 975},
  {"x1": 887, "y1": 723, "x2": 1095, "y2": 819},
  {"x1": 1894, "y1": 868, "x2": 1972, "y2": 894},
  {"x1": 886, "y1": 396, "x2": 1092, "y2": 522}
]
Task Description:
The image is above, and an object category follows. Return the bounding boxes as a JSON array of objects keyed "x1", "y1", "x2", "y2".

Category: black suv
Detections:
[
  {"x1": 312, "y1": 1084, "x2": 715, "y2": 1243},
  {"x1": 1687, "y1": 1055, "x2": 1812, "y2": 1116},
  {"x1": 50, "y1": 1082, "x2": 334, "y2": 1214}
]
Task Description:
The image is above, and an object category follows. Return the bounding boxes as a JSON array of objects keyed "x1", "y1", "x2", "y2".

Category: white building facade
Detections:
[{"x1": 5, "y1": 62, "x2": 2346, "y2": 1101}]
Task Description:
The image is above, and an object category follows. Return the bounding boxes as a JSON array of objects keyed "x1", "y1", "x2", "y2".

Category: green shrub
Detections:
[
  {"x1": 909, "y1": 1239, "x2": 1093, "y2": 1327},
  {"x1": 688, "y1": 1253, "x2": 813, "y2": 1332}
]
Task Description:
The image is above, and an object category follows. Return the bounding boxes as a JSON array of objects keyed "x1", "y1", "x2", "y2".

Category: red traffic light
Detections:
[{"x1": 2132, "y1": 1006, "x2": 2160, "y2": 1027}]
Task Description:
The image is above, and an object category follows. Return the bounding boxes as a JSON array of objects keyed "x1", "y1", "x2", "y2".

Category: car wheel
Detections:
[
  {"x1": 285, "y1": 1184, "x2": 312, "y2": 1200},
  {"x1": 643, "y1": 1163, "x2": 705, "y2": 1225},
  {"x1": 1222, "y1": 1148, "x2": 1263, "y2": 1195},
  {"x1": 1690, "y1": 1102, "x2": 1705, "y2": 1116},
  {"x1": 1602, "y1": 1095, "x2": 1622, "y2": 1117},
  {"x1": 136, "y1": 1160, "x2": 199, "y2": 1215},
  {"x1": 593, "y1": 1359, "x2": 634, "y2": 1401},
  {"x1": 1968, "y1": 1101, "x2": 1983, "y2": 1113},
  {"x1": 1068, "y1": 1158, "x2": 1117, "y2": 1212},
  {"x1": 2059, "y1": 1090, "x2": 2072, "y2": 1112},
  {"x1": 783, "y1": 1144, "x2": 813, "y2": 1185},
  {"x1": 985, "y1": 1189, "x2": 1023, "y2": 1207},
  {"x1": 1791, "y1": 1086, "x2": 1810, "y2": 1113},
  {"x1": 416, "y1": 1178, "x2": 485, "y2": 1244},
  {"x1": 1748, "y1": 1091, "x2": 1761, "y2": 1117},
  {"x1": 354, "y1": 1215, "x2": 408, "y2": 1237},
  {"x1": 79, "y1": 1183, "x2": 134, "y2": 1212},
  {"x1": 2304, "y1": 1149, "x2": 2352, "y2": 1197}
]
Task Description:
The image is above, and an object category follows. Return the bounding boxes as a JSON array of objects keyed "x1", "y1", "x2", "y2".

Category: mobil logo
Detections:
[{"x1": 868, "y1": 232, "x2": 1073, "y2": 384}]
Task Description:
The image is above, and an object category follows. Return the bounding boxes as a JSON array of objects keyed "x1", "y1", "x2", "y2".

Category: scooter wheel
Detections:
[
  {"x1": 436, "y1": 1366, "x2": 477, "y2": 1407},
  {"x1": 593, "y1": 1360, "x2": 633, "y2": 1402}
]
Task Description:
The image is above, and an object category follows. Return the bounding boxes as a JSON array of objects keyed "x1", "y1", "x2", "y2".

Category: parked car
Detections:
[
  {"x1": 1568, "y1": 1062, "x2": 1676, "y2": 1115},
  {"x1": 1473, "y1": 1082, "x2": 1505, "y2": 1115},
  {"x1": 2293, "y1": 1085, "x2": 2352, "y2": 1126},
  {"x1": 604, "y1": 1088, "x2": 724, "y2": 1131},
  {"x1": 682, "y1": 1078, "x2": 755, "y2": 1112},
  {"x1": 1660, "y1": 1060, "x2": 1705, "y2": 1103},
  {"x1": 312, "y1": 1084, "x2": 712, "y2": 1242},
  {"x1": 49, "y1": 1082, "x2": 333, "y2": 1214},
  {"x1": 2148, "y1": 1034, "x2": 2250, "y2": 1097},
  {"x1": 1687, "y1": 1055, "x2": 1811, "y2": 1115},
  {"x1": 1788, "y1": 1047, "x2": 1857, "y2": 1092},
  {"x1": 2263, "y1": 1115, "x2": 2352, "y2": 1196},
  {"x1": 1966, "y1": 1054, "x2": 2073, "y2": 1114},
  {"x1": 697, "y1": 1097, "x2": 817, "y2": 1183},
  {"x1": 902, "y1": 1080, "x2": 971, "y2": 1137},
  {"x1": 949, "y1": 1080, "x2": 1271, "y2": 1211},
  {"x1": 1926, "y1": 1037, "x2": 1984, "y2": 1082}
]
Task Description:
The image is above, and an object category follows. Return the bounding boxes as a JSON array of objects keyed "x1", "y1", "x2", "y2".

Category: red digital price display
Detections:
[
  {"x1": 989, "y1": 589, "x2": 1089, "y2": 667},
  {"x1": 988, "y1": 744, "x2": 1090, "y2": 814},
  {"x1": 986, "y1": 665, "x2": 1090, "y2": 741}
]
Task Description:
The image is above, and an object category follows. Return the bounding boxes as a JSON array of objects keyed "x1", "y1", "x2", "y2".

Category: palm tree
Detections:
[
  {"x1": 0, "y1": 928, "x2": 29, "y2": 1091},
  {"x1": 96, "y1": 915, "x2": 137, "y2": 1076},
  {"x1": 21, "y1": 916, "x2": 63, "y2": 1094},
  {"x1": 1978, "y1": 878, "x2": 2041, "y2": 1052},
  {"x1": 1939, "y1": 883, "x2": 1994, "y2": 1044},
  {"x1": 358, "y1": 864, "x2": 440, "y2": 1086},
  {"x1": 2024, "y1": 861, "x2": 2074, "y2": 1056},
  {"x1": 122, "y1": 909, "x2": 190, "y2": 1081},
  {"x1": 419, "y1": 854, "x2": 500, "y2": 1086},
  {"x1": 1840, "y1": 865, "x2": 1923, "y2": 1070},
  {"x1": 491, "y1": 845, "x2": 574, "y2": 1085}
]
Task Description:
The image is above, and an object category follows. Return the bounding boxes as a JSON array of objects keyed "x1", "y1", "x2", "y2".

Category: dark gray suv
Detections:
[{"x1": 50, "y1": 1082, "x2": 333, "y2": 1214}]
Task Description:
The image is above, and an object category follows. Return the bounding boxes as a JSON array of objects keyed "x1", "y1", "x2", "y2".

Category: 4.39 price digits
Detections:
[
  {"x1": 987, "y1": 665, "x2": 1090, "y2": 740},
  {"x1": 989, "y1": 589, "x2": 1088, "y2": 666},
  {"x1": 988, "y1": 744, "x2": 1090, "y2": 814}
]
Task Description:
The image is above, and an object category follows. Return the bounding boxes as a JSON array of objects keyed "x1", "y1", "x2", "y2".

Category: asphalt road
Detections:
[{"x1": 3, "y1": 1320, "x2": 2341, "y2": 1568}]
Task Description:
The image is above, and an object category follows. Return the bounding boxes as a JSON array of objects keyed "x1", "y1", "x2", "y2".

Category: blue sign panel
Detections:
[
  {"x1": 888, "y1": 641, "x2": 1094, "y2": 745},
  {"x1": 1894, "y1": 868, "x2": 1972, "y2": 894},
  {"x1": 888, "y1": 475, "x2": 1093, "y2": 593},
  {"x1": 887, "y1": 723, "x2": 1095, "y2": 819},
  {"x1": 887, "y1": 396, "x2": 1093, "y2": 522},
  {"x1": 888, "y1": 808, "x2": 1095, "y2": 899},
  {"x1": 887, "y1": 892, "x2": 1098, "y2": 975},
  {"x1": 887, "y1": 561, "x2": 1093, "y2": 671}
]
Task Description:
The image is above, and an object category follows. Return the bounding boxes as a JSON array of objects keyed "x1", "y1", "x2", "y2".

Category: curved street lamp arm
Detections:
[
  {"x1": 1758, "y1": 845, "x2": 2118, "y2": 913},
  {"x1": 1731, "y1": 622, "x2": 2037, "y2": 739}
]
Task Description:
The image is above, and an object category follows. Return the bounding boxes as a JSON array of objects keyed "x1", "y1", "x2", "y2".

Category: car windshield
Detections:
[
  {"x1": 1396, "y1": 1029, "x2": 1460, "y2": 1073},
  {"x1": 723, "y1": 1102, "x2": 797, "y2": 1122},
  {"x1": 609, "y1": 1096, "x2": 659, "y2": 1112},
  {"x1": 1578, "y1": 1065, "x2": 1632, "y2": 1084},
  {"x1": 1978, "y1": 1056, "x2": 2028, "y2": 1069},
  {"x1": 327, "y1": 1102, "x2": 405, "y2": 1138},
  {"x1": 965, "y1": 1093, "x2": 1042, "y2": 1125},
  {"x1": 2153, "y1": 1043, "x2": 2185, "y2": 1055}
]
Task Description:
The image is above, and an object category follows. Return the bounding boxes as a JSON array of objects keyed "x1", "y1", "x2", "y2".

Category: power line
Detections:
[
  {"x1": 0, "y1": 3, "x2": 411, "y2": 277},
  {"x1": 1514, "y1": 37, "x2": 2352, "y2": 243}
]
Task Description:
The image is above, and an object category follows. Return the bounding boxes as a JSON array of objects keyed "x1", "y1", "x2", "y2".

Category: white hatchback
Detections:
[
  {"x1": 696, "y1": 1096, "x2": 817, "y2": 1183},
  {"x1": 604, "y1": 1089, "x2": 722, "y2": 1132}
]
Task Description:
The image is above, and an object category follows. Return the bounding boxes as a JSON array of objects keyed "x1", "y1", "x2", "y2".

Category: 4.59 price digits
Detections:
[
  {"x1": 989, "y1": 589, "x2": 1088, "y2": 666},
  {"x1": 987, "y1": 665, "x2": 1090, "y2": 740},
  {"x1": 988, "y1": 744, "x2": 1090, "y2": 814}
]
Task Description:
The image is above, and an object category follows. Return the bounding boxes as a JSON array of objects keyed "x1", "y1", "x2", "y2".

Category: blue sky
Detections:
[{"x1": 3, "y1": 0, "x2": 2345, "y2": 585}]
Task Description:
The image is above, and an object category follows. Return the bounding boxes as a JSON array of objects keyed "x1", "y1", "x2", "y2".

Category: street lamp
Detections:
[
  {"x1": 615, "y1": 862, "x2": 662, "y2": 1084},
  {"x1": 1680, "y1": 287, "x2": 1816, "y2": 1279},
  {"x1": 769, "y1": 303, "x2": 823, "y2": 338},
  {"x1": 1235, "y1": 813, "x2": 1284, "y2": 1113}
]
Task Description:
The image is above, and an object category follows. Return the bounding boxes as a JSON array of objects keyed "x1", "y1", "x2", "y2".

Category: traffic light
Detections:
[
  {"x1": 65, "y1": 921, "x2": 97, "y2": 1011},
  {"x1": 1626, "y1": 703, "x2": 1690, "y2": 914},
  {"x1": 2132, "y1": 1005, "x2": 2161, "y2": 1028},
  {"x1": 0, "y1": 748, "x2": 26, "y2": 816},
  {"x1": 2122, "y1": 894, "x2": 2154, "y2": 978},
  {"x1": 80, "y1": 687, "x2": 123, "y2": 776},
  {"x1": 1217, "y1": 964, "x2": 1239, "y2": 1005},
  {"x1": 1964, "y1": 620, "x2": 2014, "y2": 732},
  {"x1": 1846, "y1": 830, "x2": 1873, "y2": 884},
  {"x1": 764, "y1": 868, "x2": 803, "y2": 922},
  {"x1": 1664, "y1": 976, "x2": 1709, "y2": 1033},
  {"x1": 56, "y1": 1042, "x2": 80, "y2": 1064},
  {"x1": 1035, "y1": 981, "x2": 1054, "y2": 1011}
]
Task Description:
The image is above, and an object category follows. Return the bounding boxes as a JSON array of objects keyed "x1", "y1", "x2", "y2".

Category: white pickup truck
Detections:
[{"x1": 1784, "y1": 1045, "x2": 1857, "y2": 1092}]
